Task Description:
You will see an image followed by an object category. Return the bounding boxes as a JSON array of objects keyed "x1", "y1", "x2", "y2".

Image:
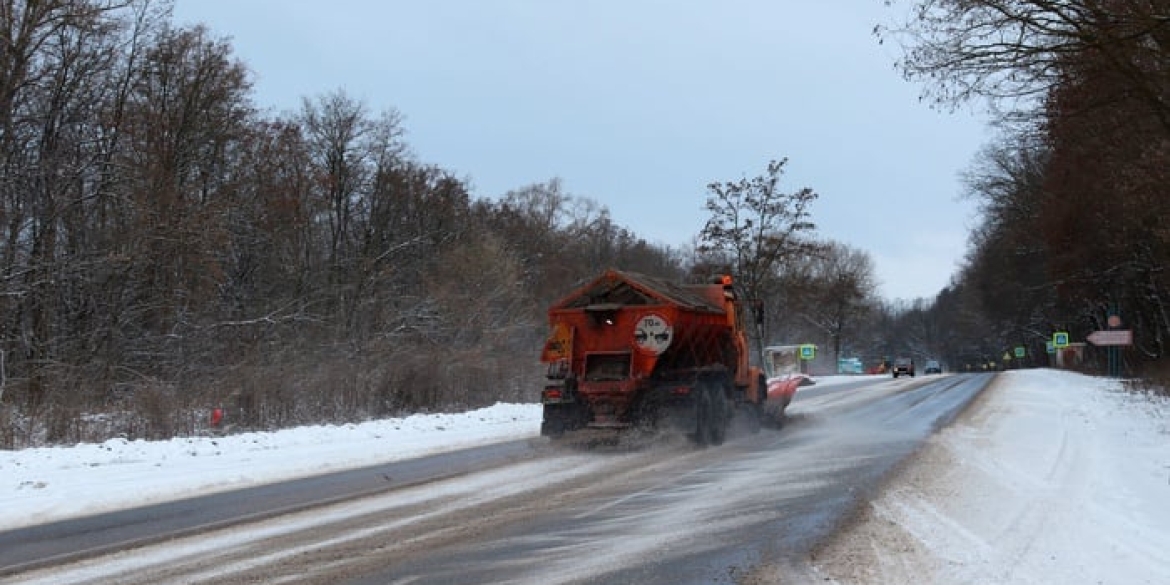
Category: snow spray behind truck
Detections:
[{"x1": 538, "y1": 269, "x2": 794, "y2": 446}]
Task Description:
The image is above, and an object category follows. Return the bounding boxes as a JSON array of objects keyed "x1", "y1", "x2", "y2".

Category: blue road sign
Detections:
[{"x1": 799, "y1": 344, "x2": 816, "y2": 360}]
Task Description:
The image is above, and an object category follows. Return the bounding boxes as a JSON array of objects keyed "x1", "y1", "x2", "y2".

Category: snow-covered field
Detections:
[{"x1": 2, "y1": 369, "x2": 1168, "y2": 584}]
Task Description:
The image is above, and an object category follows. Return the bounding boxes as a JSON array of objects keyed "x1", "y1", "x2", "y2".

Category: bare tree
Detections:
[
  {"x1": 698, "y1": 158, "x2": 818, "y2": 359},
  {"x1": 491, "y1": 180, "x2": 590, "y2": 304},
  {"x1": 801, "y1": 241, "x2": 879, "y2": 366},
  {"x1": 881, "y1": 0, "x2": 1170, "y2": 129},
  {"x1": 121, "y1": 22, "x2": 253, "y2": 326},
  {"x1": 299, "y1": 90, "x2": 371, "y2": 269}
]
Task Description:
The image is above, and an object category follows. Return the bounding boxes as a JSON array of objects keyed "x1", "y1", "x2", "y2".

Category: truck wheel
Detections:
[
  {"x1": 541, "y1": 403, "x2": 584, "y2": 439},
  {"x1": 687, "y1": 381, "x2": 716, "y2": 444},
  {"x1": 694, "y1": 383, "x2": 714, "y2": 446},
  {"x1": 542, "y1": 419, "x2": 565, "y2": 438},
  {"x1": 709, "y1": 383, "x2": 729, "y2": 446},
  {"x1": 695, "y1": 380, "x2": 729, "y2": 446},
  {"x1": 541, "y1": 405, "x2": 566, "y2": 438}
]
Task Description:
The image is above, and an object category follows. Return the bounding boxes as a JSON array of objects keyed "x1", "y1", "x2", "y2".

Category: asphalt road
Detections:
[{"x1": 1, "y1": 373, "x2": 994, "y2": 585}]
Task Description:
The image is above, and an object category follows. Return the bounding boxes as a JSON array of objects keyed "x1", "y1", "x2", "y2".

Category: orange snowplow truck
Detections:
[{"x1": 539, "y1": 269, "x2": 769, "y2": 446}]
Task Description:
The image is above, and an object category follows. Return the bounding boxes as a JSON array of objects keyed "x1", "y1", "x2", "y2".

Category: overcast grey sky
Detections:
[{"x1": 171, "y1": 0, "x2": 989, "y2": 301}]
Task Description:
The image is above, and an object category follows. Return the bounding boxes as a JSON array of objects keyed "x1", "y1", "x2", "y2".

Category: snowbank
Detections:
[{"x1": 0, "y1": 403, "x2": 542, "y2": 530}]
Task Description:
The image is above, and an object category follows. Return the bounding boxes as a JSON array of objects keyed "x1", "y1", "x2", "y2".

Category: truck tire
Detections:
[
  {"x1": 541, "y1": 407, "x2": 567, "y2": 438},
  {"x1": 694, "y1": 380, "x2": 730, "y2": 447},
  {"x1": 694, "y1": 382, "x2": 715, "y2": 446},
  {"x1": 541, "y1": 403, "x2": 584, "y2": 438},
  {"x1": 709, "y1": 392, "x2": 727, "y2": 446}
]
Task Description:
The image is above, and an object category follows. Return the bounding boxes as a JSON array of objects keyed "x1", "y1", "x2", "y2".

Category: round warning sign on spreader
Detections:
[{"x1": 633, "y1": 314, "x2": 672, "y2": 355}]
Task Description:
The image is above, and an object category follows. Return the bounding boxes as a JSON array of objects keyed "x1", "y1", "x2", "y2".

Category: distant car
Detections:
[
  {"x1": 924, "y1": 360, "x2": 942, "y2": 375},
  {"x1": 892, "y1": 357, "x2": 915, "y2": 378}
]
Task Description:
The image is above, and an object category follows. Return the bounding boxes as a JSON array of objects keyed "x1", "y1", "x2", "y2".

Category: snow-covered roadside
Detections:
[
  {"x1": 0, "y1": 404, "x2": 543, "y2": 531},
  {"x1": 811, "y1": 369, "x2": 1170, "y2": 584}
]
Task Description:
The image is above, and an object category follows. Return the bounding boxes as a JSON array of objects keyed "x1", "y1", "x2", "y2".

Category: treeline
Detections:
[
  {"x1": 0, "y1": 1, "x2": 988, "y2": 450},
  {"x1": 12, "y1": 0, "x2": 1163, "y2": 448},
  {"x1": 0, "y1": 1, "x2": 684, "y2": 447},
  {"x1": 882, "y1": 0, "x2": 1169, "y2": 376}
]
